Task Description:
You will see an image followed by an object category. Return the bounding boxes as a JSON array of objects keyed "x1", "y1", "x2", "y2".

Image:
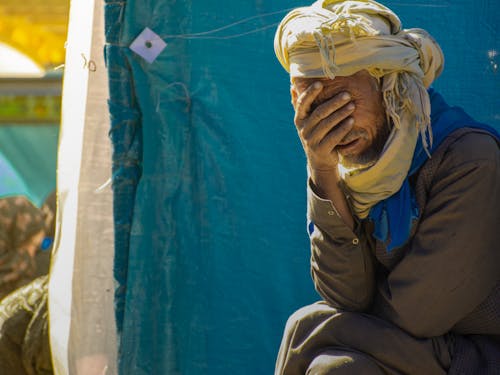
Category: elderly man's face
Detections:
[{"x1": 291, "y1": 70, "x2": 390, "y2": 168}]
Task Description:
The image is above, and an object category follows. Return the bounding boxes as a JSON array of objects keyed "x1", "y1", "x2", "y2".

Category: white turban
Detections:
[{"x1": 274, "y1": 0, "x2": 445, "y2": 219}]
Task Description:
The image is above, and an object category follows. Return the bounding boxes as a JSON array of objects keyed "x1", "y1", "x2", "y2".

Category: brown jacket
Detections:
[{"x1": 307, "y1": 128, "x2": 500, "y2": 370}]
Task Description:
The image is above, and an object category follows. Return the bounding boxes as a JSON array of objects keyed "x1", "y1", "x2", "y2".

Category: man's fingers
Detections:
[
  {"x1": 308, "y1": 91, "x2": 352, "y2": 126},
  {"x1": 303, "y1": 101, "x2": 355, "y2": 144},
  {"x1": 294, "y1": 82, "x2": 323, "y2": 121},
  {"x1": 321, "y1": 117, "x2": 355, "y2": 151}
]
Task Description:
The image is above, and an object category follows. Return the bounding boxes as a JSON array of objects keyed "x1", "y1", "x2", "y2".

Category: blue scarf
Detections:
[{"x1": 368, "y1": 88, "x2": 499, "y2": 252}]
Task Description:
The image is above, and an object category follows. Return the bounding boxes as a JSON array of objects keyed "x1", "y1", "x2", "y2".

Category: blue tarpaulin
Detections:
[
  {"x1": 104, "y1": 1, "x2": 499, "y2": 373},
  {"x1": 0, "y1": 125, "x2": 58, "y2": 205},
  {"x1": 0, "y1": 149, "x2": 30, "y2": 198}
]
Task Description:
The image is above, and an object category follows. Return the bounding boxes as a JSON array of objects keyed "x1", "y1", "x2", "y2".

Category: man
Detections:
[{"x1": 273, "y1": 1, "x2": 499, "y2": 374}]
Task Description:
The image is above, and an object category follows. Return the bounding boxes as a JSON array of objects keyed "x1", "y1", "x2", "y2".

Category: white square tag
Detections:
[{"x1": 129, "y1": 27, "x2": 167, "y2": 63}]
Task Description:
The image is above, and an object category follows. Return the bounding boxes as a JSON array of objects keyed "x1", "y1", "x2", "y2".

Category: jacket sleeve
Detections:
[
  {"x1": 307, "y1": 180, "x2": 376, "y2": 311},
  {"x1": 372, "y1": 132, "x2": 500, "y2": 338}
]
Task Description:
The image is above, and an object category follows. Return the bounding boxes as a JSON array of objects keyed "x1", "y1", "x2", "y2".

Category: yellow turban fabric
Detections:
[{"x1": 274, "y1": 0, "x2": 445, "y2": 219}]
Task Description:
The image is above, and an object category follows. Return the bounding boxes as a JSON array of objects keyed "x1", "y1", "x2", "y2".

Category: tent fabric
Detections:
[{"x1": 104, "y1": 1, "x2": 499, "y2": 374}]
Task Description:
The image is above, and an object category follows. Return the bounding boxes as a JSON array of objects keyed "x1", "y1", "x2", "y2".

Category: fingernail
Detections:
[
  {"x1": 314, "y1": 82, "x2": 322, "y2": 89},
  {"x1": 347, "y1": 117, "x2": 355, "y2": 125},
  {"x1": 347, "y1": 102, "x2": 355, "y2": 110},
  {"x1": 342, "y1": 92, "x2": 351, "y2": 100}
]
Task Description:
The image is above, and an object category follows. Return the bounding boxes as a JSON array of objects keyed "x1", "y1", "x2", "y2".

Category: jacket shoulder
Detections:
[
  {"x1": 414, "y1": 128, "x2": 499, "y2": 207},
  {"x1": 442, "y1": 129, "x2": 499, "y2": 167}
]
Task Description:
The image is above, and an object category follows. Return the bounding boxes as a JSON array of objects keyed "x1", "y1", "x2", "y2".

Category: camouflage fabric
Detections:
[
  {"x1": 0, "y1": 275, "x2": 52, "y2": 375},
  {"x1": 0, "y1": 196, "x2": 46, "y2": 300}
]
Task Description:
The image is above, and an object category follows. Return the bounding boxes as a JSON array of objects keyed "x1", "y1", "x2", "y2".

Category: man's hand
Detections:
[
  {"x1": 294, "y1": 81, "x2": 355, "y2": 172},
  {"x1": 293, "y1": 81, "x2": 356, "y2": 229}
]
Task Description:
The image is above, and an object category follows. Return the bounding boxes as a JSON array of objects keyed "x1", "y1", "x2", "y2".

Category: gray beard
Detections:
[
  {"x1": 339, "y1": 149, "x2": 379, "y2": 170},
  {"x1": 338, "y1": 121, "x2": 391, "y2": 170}
]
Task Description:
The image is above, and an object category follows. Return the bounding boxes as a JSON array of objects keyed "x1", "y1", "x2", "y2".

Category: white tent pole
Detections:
[{"x1": 49, "y1": 0, "x2": 117, "y2": 374}]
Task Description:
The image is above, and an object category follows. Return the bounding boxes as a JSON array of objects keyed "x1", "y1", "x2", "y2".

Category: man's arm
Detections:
[
  {"x1": 292, "y1": 81, "x2": 355, "y2": 229},
  {"x1": 292, "y1": 82, "x2": 376, "y2": 311},
  {"x1": 372, "y1": 132, "x2": 500, "y2": 337},
  {"x1": 308, "y1": 184, "x2": 376, "y2": 311}
]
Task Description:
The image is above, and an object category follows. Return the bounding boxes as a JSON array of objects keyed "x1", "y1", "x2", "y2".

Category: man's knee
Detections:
[
  {"x1": 306, "y1": 349, "x2": 384, "y2": 375},
  {"x1": 276, "y1": 303, "x2": 342, "y2": 374},
  {"x1": 284, "y1": 301, "x2": 339, "y2": 334}
]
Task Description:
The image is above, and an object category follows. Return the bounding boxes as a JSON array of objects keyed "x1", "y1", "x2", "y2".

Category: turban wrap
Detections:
[{"x1": 274, "y1": 0, "x2": 444, "y2": 220}]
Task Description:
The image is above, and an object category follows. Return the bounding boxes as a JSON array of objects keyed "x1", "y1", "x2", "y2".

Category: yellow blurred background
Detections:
[{"x1": 0, "y1": 0, "x2": 69, "y2": 72}]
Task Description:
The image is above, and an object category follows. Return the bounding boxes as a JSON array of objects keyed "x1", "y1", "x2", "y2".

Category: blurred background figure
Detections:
[
  {"x1": 0, "y1": 190, "x2": 55, "y2": 300},
  {"x1": 0, "y1": 189, "x2": 56, "y2": 375}
]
